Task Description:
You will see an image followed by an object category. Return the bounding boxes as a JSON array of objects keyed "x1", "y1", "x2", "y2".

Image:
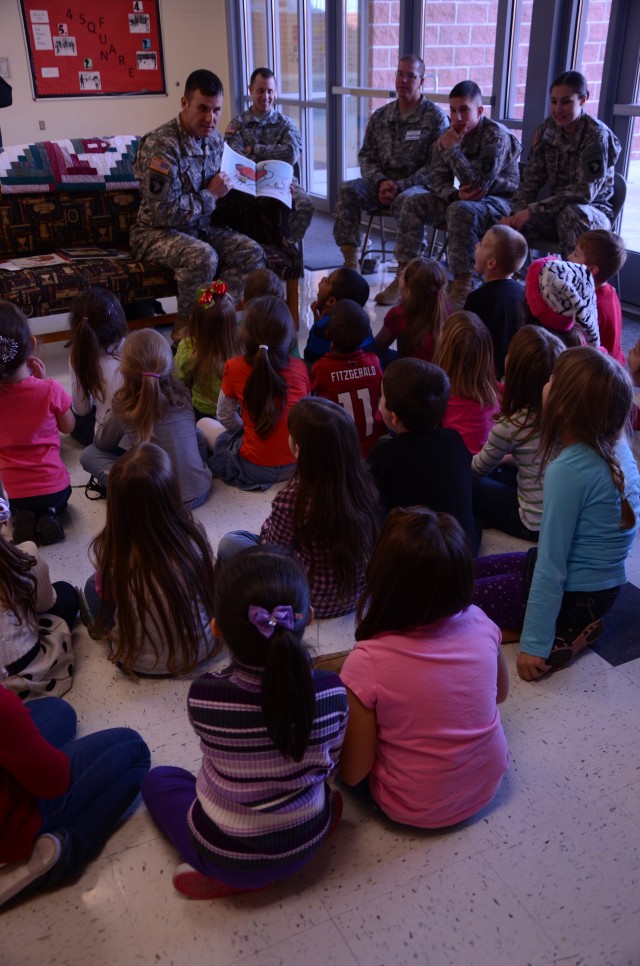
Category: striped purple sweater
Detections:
[{"x1": 187, "y1": 662, "x2": 348, "y2": 874}]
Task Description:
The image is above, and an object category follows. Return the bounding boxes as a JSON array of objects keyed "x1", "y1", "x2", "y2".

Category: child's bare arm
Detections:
[
  {"x1": 338, "y1": 688, "x2": 377, "y2": 785},
  {"x1": 56, "y1": 407, "x2": 76, "y2": 435}
]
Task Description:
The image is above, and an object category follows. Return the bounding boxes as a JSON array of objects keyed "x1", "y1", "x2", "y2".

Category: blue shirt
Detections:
[{"x1": 521, "y1": 439, "x2": 640, "y2": 658}]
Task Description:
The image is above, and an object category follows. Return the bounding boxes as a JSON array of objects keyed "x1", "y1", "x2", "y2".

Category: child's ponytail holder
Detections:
[
  {"x1": 0, "y1": 336, "x2": 19, "y2": 364},
  {"x1": 196, "y1": 280, "x2": 228, "y2": 306},
  {"x1": 141, "y1": 372, "x2": 162, "y2": 378}
]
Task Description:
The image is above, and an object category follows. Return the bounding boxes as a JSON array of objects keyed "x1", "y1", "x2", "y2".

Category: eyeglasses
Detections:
[{"x1": 396, "y1": 71, "x2": 422, "y2": 82}]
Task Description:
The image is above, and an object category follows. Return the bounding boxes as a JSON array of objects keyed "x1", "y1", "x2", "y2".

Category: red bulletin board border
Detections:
[{"x1": 19, "y1": 0, "x2": 167, "y2": 98}]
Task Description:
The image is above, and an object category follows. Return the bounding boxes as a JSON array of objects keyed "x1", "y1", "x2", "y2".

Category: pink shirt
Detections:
[
  {"x1": 340, "y1": 606, "x2": 508, "y2": 828},
  {"x1": 443, "y1": 395, "x2": 499, "y2": 454},
  {"x1": 596, "y1": 283, "x2": 625, "y2": 365},
  {"x1": 382, "y1": 305, "x2": 435, "y2": 362},
  {"x1": 0, "y1": 377, "x2": 71, "y2": 498}
]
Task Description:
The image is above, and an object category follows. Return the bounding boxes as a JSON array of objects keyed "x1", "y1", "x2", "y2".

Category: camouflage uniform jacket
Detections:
[
  {"x1": 358, "y1": 97, "x2": 449, "y2": 192},
  {"x1": 510, "y1": 113, "x2": 621, "y2": 218},
  {"x1": 429, "y1": 116, "x2": 522, "y2": 202},
  {"x1": 224, "y1": 108, "x2": 302, "y2": 165},
  {"x1": 133, "y1": 116, "x2": 223, "y2": 234}
]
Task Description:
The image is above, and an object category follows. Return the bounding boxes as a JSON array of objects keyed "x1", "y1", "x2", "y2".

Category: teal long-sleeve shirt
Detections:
[{"x1": 520, "y1": 439, "x2": 640, "y2": 658}]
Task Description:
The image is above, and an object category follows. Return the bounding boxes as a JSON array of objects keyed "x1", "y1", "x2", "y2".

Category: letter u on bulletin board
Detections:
[{"x1": 19, "y1": 0, "x2": 166, "y2": 97}]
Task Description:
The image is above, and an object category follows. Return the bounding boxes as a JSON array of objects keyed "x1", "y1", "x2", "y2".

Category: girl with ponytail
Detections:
[
  {"x1": 142, "y1": 549, "x2": 348, "y2": 899},
  {"x1": 68, "y1": 287, "x2": 128, "y2": 445},
  {"x1": 474, "y1": 346, "x2": 640, "y2": 680},
  {"x1": 197, "y1": 296, "x2": 310, "y2": 490}
]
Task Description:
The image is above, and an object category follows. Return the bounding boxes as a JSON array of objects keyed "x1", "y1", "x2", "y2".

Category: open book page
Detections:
[
  {"x1": 220, "y1": 142, "x2": 293, "y2": 209},
  {"x1": 0, "y1": 253, "x2": 69, "y2": 271}
]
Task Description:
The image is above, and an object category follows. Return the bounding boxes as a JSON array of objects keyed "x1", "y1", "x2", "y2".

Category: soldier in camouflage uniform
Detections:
[
  {"x1": 392, "y1": 80, "x2": 521, "y2": 307},
  {"x1": 332, "y1": 55, "x2": 448, "y2": 304},
  {"x1": 224, "y1": 68, "x2": 314, "y2": 242},
  {"x1": 503, "y1": 71, "x2": 621, "y2": 256},
  {"x1": 131, "y1": 69, "x2": 265, "y2": 335}
]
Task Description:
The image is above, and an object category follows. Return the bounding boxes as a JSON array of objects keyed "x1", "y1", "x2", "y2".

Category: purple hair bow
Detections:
[{"x1": 248, "y1": 605, "x2": 295, "y2": 638}]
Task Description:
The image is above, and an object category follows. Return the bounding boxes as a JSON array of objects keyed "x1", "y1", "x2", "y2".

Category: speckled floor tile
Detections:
[
  {"x1": 332, "y1": 852, "x2": 556, "y2": 966},
  {"x1": 228, "y1": 921, "x2": 358, "y2": 966},
  {"x1": 481, "y1": 798, "x2": 640, "y2": 963},
  {"x1": 110, "y1": 836, "x2": 334, "y2": 966}
]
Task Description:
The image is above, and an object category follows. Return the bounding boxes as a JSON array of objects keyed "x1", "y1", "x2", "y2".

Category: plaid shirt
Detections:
[{"x1": 259, "y1": 477, "x2": 365, "y2": 618}]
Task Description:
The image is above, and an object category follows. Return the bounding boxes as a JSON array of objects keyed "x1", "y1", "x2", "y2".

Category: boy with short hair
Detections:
[
  {"x1": 303, "y1": 268, "x2": 372, "y2": 366},
  {"x1": 242, "y1": 268, "x2": 285, "y2": 304},
  {"x1": 367, "y1": 358, "x2": 480, "y2": 554},
  {"x1": 464, "y1": 224, "x2": 528, "y2": 377},
  {"x1": 311, "y1": 300, "x2": 384, "y2": 456},
  {"x1": 569, "y1": 230, "x2": 627, "y2": 364}
]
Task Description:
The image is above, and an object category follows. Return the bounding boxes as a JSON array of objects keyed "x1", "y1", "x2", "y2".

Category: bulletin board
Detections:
[{"x1": 19, "y1": 0, "x2": 166, "y2": 98}]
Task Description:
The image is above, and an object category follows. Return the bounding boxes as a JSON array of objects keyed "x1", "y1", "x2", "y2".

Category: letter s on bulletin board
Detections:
[{"x1": 19, "y1": 0, "x2": 166, "y2": 98}]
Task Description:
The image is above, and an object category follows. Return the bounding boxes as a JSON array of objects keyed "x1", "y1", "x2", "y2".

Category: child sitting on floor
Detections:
[
  {"x1": 0, "y1": 302, "x2": 75, "y2": 545},
  {"x1": 218, "y1": 396, "x2": 380, "y2": 617},
  {"x1": 367, "y1": 358, "x2": 480, "y2": 555},
  {"x1": 174, "y1": 281, "x2": 240, "y2": 420},
  {"x1": 0, "y1": 485, "x2": 77, "y2": 699},
  {"x1": 199, "y1": 296, "x2": 310, "y2": 491},
  {"x1": 374, "y1": 257, "x2": 448, "y2": 365},
  {"x1": 434, "y1": 310, "x2": 501, "y2": 455},
  {"x1": 525, "y1": 256, "x2": 600, "y2": 348},
  {"x1": 339, "y1": 507, "x2": 509, "y2": 828},
  {"x1": 472, "y1": 326, "x2": 564, "y2": 541},
  {"x1": 569, "y1": 229, "x2": 627, "y2": 363},
  {"x1": 84, "y1": 444, "x2": 219, "y2": 677},
  {"x1": 311, "y1": 299, "x2": 384, "y2": 455},
  {"x1": 142, "y1": 549, "x2": 348, "y2": 899},
  {"x1": 464, "y1": 225, "x2": 528, "y2": 378},
  {"x1": 80, "y1": 328, "x2": 212, "y2": 508},
  {"x1": 304, "y1": 268, "x2": 372, "y2": 366},
  {"x1": 68, "y1": 287, "x2": 128, "y2": 446},
  {"x1": 474, "y1": 347, "x2": 640, "y2": 680}
]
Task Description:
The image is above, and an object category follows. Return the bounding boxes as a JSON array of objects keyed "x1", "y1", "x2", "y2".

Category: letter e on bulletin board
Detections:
[{"x1": 19, "y1": 0, "x2": 166, "y2": 97}]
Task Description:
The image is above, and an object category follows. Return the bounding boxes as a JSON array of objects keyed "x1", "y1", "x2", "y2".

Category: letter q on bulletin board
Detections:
[{"x1": 19, "y1": 0, "x2": 166, "y2": 97}]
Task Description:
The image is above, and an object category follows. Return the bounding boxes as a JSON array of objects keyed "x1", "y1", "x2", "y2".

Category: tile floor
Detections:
[{"x1": 2, "y1": 264, "x2": 640, "y2": 966}]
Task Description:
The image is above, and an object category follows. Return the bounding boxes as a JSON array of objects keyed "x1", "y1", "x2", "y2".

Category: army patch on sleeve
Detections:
[
  {"x1": 149, "y1": 155, "x2": 172, "y2": 177},
  {"x1": 582, "y1": 142, "x2": 605, "y2": 180},
  {"x1": 148, "y1": 172, "x2": 170, "y2": 201}
]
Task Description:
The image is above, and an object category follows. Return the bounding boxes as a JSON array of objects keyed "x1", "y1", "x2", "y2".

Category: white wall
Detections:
[{"x1": 0, "y1": 0, "x2": 232, "y2": 144}]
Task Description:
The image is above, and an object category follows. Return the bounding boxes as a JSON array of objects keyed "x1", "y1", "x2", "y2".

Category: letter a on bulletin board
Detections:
[{"x1": 19, "y1": 0, "x2": 166, "y2": 97}]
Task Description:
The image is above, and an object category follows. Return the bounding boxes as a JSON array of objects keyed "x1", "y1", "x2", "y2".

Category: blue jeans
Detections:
[
  {"x1": 217, "y1": 530, "x2": 260, "y2": 564},
  {"x1": 28, "y1": 697, "x2": 150, "y2": 886}
]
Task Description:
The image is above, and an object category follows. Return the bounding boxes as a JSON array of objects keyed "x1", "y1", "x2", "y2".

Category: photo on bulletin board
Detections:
[{"x1": 19, "y1": 0, "x2": 166, "y2": 98}]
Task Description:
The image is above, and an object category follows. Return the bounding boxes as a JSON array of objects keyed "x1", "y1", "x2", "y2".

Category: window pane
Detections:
[
  {"x1": 573, "y1": 0, "x2": 613, "y2": 116},
  {"x1": 506, "y1": 0, "x2": 533, "y2": 121},
  {"x1": 309, "y1": 106, "x2": 327, "y2": 197},
  {"x1": 344, "y1": 0, "x2": 400, "y2": 90},
  {"x1": 248, "y1": 0, "x2": 269, "y2": 68},
  {"x1": 422, "y1": 0, "x2": 498, "y2": 97},
  {"x1": 276, "y1": 0, "x2": 300, "y2": 97},
  {"x1": 309, "y1": 0, "x2": 327, "y2": 99}
]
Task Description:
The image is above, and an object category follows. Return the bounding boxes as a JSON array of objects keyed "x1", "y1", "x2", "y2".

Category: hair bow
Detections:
[
  {"x1": 0, "y1": 496, "x2": 10, "y2": 526},
  {"x1": 196, "y1": 280, "x2": 228, "y2": 306},
  {"x1": 247, "y1": 604, "x2": 296, "y2": 638}
]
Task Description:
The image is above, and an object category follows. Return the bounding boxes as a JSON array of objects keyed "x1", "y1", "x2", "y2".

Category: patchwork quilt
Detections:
[{"x1": 0, "y1": 136, "x2": 140, "y2": 193}]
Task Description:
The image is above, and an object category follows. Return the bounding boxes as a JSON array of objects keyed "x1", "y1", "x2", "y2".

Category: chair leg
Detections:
[
  {"x1": 286, "y1": 278, "x2": 299, "y2": 331},
  {"x1": 379, "y1": 215, "x2": 386, "y2": 262},
  {"x1": 359, "y1": 215, "x2": 375, "y2": 270}
]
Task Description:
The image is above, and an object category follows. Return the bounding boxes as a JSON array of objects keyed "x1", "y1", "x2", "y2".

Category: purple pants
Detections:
[{"x1": 142, "y1": 766, "x2": 329, "y2": 889}]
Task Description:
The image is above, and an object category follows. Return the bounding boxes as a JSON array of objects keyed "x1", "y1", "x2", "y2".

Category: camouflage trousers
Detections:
[
  {"x1": 290, "y1": 186, "x2": 315, "y2": 242},
  {"x1": 130, "y1": 226, "x2": 265, "y2": 320},
  {"x1": 521, "y1": 204, "x2": 611, "y2": 257},
  {"x1": 392, "y1": 187, "x2": 511, "y2": 276},
  {"x1": 333, "y1": 178, "x2": 388, "y2": 247}
]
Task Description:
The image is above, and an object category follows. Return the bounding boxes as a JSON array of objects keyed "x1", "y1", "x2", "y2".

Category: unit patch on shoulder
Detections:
[{"x1": 149, "y1": 156, "x2": 172, "y2": 177}]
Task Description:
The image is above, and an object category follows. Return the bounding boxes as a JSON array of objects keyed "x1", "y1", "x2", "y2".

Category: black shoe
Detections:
[
  {"x1": 37, "y1": 509, "x2": 65, "y2": 546},
  {"x1": 84, "y1": 476, "x2": 107, "y2": 500},
  {"x1": 12, "y1": 509, "x2": 37, "y2": 545}
]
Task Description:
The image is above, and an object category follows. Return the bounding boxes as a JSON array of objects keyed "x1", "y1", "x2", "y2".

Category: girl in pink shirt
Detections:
[
  {"x1": 339, "y1": 506, "x2": 509, "y2": 829},
  {"x1": 434, "y1": 310, "x2": 501, "y2": 454},
  {"x1": 0, "y1": 302, "x2": 75, "y2": 545}
]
